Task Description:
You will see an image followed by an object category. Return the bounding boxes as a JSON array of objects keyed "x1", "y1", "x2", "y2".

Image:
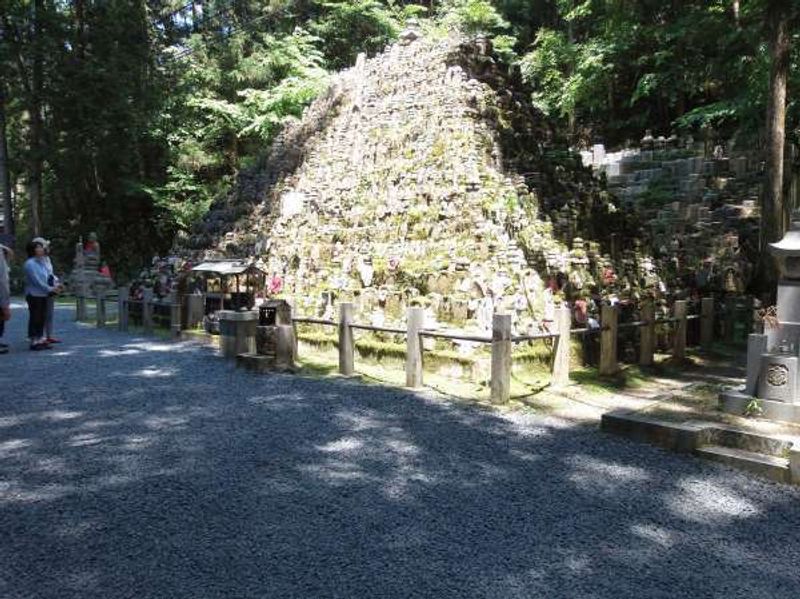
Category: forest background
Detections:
[{"x1": 1, "y1": 0, "x2": 799, "y2": 279}]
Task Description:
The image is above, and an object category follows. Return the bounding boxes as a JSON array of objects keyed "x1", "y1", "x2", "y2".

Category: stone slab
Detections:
[
  {"x1": 695, "y1": 445, "x2": 790, "y2": 483},
  {"x1": 605, "y1": 410, "x2": 798, "y2": 484},
  {"x1": 236, "y1": 353, "x2": 297, "y2": 374},
  {"x1": 686, "y1": 420, "x2": 793, "y2": 457},
  {"x1": 720, "y1": 390, "x2": 800, "y2": 423},
  {"x1": 218, "y1": 310, "x2": 258, "y2": 322},
  {"x1": 600, "y1": 411, "x2": 707, "y2": 453}
]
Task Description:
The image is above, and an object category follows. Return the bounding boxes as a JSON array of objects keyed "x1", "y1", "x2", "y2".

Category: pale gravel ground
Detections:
[{"x1": 1, "y1": 300, "x2": 800, "y2": 598}]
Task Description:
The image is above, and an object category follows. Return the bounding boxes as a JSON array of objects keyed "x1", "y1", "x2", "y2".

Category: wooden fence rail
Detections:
[
  {"x1": 114, "y1": 287, "x2": 182, "y2": 340},
  {"x1": 100, "y1": 288, "x2": 747, "y2": 403},
  {"x1": 293, "y1": 298, "x2": 716, "y2": 403}
]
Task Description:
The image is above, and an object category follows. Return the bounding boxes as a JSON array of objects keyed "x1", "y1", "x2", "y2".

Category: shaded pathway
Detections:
[{"x1": 1, "y1": 301, "x2": 799, "y2": 598}]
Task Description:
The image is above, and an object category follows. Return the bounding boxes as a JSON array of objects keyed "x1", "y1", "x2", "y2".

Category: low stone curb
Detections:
[{"x1": 601, "y1": 410, "x2": 800, "y2": 485}]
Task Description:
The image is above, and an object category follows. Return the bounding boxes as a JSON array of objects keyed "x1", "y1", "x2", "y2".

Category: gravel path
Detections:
[{"x1": 2, "y1": 300, "x2": 800, "y2": 598}]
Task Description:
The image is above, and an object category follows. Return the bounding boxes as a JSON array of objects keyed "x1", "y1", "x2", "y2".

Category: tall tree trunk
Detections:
[
  {"x1": 566, "y1": 2, "x2": 576, "y2": 139},
  {"x1": 28, "y1": 0, "x2": 45, "y2": 236},
  {"x1": 762, "y1": 0, "x2": 791, "y2": 258},
  {"x1": 74, "y1": 0, "x2": 86, "y2": 58},
  {"x1": 0, "y1": 83, "x2": 14, "y2": 239}
]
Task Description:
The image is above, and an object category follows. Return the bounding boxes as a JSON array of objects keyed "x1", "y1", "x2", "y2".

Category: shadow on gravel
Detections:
[{"x1": 1, "y1": 306, "x2": 799, "y2": 598}]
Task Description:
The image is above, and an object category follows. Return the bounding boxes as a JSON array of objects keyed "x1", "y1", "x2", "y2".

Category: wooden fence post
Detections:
[
  {"x1": 405, "y1": 306, "x2": 425, "y2": 388},
  {"x1": 95, "y1": 292, "x2": 106, "y2": 328},
  {"x1": 700, "y1": 297, "x2": 714, "y2": 349},
  {"x1": 673, "y1": 299, "x2": 687, "y2": 361},
  {"x1": 599, "y1": 304, "x2": 619, "y2": 376},
  {"x1": 490, "y1": 313, "x2": 512, "y2": 403},
  {"x1": 75, "y1": 295, "x2": 86, "y2": 322},
  {"x1": 338, "y1": 302, "x2": 355, "y2": 376},
  {"x1": 142, "y1": 288, "x2": 154, "y2": 334},
  {"x1": 551, "y1": 305, "x2": 571, "y2": 387},
  {"x1": 118, "y1": 286, "x2": 129, "y2": 332},
  {"x1": 639, "y1": 300, "x2": 655, "y2": 367},
  {"x1": 169, "y1": 292, "x2": 182, "y2": 340}
]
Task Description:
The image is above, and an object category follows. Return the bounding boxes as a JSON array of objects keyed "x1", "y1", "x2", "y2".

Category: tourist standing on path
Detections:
[
  {"x1": 24, "y1": 240, "x2": 59, "y2": 351},
  {"x1": 33, "y1": 237, "x2": 62, "y2": 344},
  {"x1": 0, "y1": 243, "x2": 12, "y2": 354}
]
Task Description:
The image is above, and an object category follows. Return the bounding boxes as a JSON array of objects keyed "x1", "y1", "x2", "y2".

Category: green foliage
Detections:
[
  {"x1": 311, "y1": 0, "x2": 403, "y2": 69},
  {"x1": 2, "y1": 0, "x2": 800, "y2": 276},
  {"x1": 516, "y1": 0, "x2": 799, "y2": 144},
  {"x1": 521, "y1": 28, "x2": 612, "y2": 120},
  {"x1": 439, "y1": 0, "x2": 510, "y2": 35},
  {"x1": 638, "y1": 176, "x2": 675, "y2": 210},
  {"x1": 744, "y1": 397, "x2": 764, "y2": 418},
  {"x1": 519, "y1": 28, "x2": 573, "y2": 117},
  {"x1": 491, "y1": 34, "x2": 519, "y2": 63},
  {"x1": 151, "y1": 26, "x2": 329, "y2": 237},
  {"x1": 140, "y1": 168, "x2": 215, "y2": 231},
  {"x1": 674, "y1": 101, "x2": 741, "y2": 131}
]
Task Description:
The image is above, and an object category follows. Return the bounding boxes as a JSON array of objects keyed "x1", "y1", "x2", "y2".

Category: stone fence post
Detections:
[
  {"x1": 185, "y1": 293, "x2": 205, "y2": 330},
  {"x1": 142, "y1": 288, "x2": 154, "y2": 334},
  {"x1": 118, "y1": 285, "x2": 130, "y2": 332},
  {"x1": 218, "y1": 310, "x2": 257, "y2": 358},
  {"x1": 700, "y1": 297, "x2": 714, "y2": 349},
  {"x1": 599, "y1": 304, "x2": 619, "y2": 376},
  {"x1": 405, "y1": 307, "x2": 424, "y2": 388},
  {"x1": 673, "y1": 300, "x2": 687, "y2": 361},
  {"x1": 551, "y1": 306, "x2": 571, "y2": 387},
  {"x1": 490, "y1": 313, "x2": 512, "y2": 403},
  {"x1": 338, "y1": 302, "x2": 355, "y2": 376},
  {"x1": 639, "y1": 300, "x2": 655, "y2": 367}
]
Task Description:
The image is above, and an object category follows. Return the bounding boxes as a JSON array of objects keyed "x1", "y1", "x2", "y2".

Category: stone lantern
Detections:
[{"x1": 720, "y1": 210, "x2": 800, "y2": 422}]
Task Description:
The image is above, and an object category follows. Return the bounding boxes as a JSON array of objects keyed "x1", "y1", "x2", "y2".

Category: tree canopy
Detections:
[{"x1": 1, "y1": 0, "x2": 799, "y2": 277}]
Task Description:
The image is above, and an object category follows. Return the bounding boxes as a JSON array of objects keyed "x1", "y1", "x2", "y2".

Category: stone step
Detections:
[
  {"x1": 695, "y1": 445, "x2": 790, "y2": 483},
  {"x1": 692, "y1": 421, "x2": 795, "y2": 457},
  {"x1": 236, "y1": 352, "x2": 277, "y2": 373},
  {"x1": 601, "y1": 411, "x2": 705, "y2": 453}
]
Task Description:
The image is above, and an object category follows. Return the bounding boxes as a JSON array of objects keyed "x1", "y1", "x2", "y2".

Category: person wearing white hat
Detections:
[{"x1": 32, "y1": 237, "x2": 62, "y2": 344}]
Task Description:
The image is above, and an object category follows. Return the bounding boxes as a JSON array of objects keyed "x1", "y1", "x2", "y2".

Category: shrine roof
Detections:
[{"x1": 191, "y1": 260, "x2": 266, "y2": 276}]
